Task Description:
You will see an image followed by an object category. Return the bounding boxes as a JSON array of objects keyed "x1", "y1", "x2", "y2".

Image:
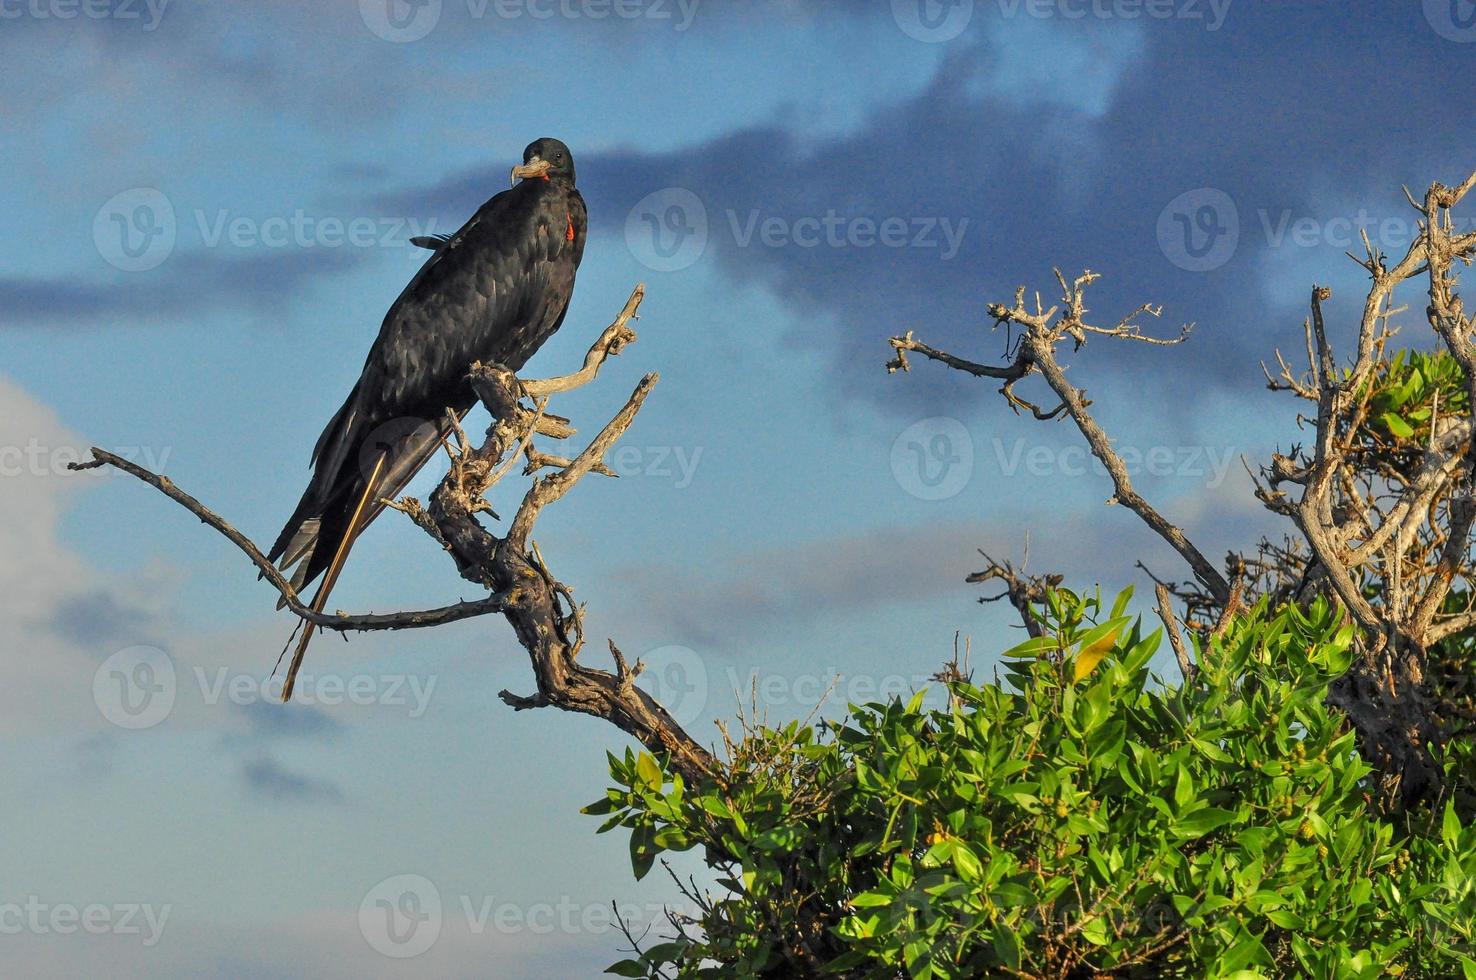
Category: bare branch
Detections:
[
  {"x1": 68, "y1": 449, "x2": 507, "y2": 633},
  {"x1": 967, "y1": 551, "x2": 1061, "y2": 638},
  {"x1": 891, "y1": 271, "x2": 1231, "y2": 605},
  {"x1": 521, "y1": 284, "x2": 644, "y2": 396},
  {"x1": 1154, "y1": 583, "x2": 1195, "y2": 683}
]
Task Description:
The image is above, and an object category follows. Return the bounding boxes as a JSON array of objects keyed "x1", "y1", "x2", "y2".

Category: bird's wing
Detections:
[{"x1": 269, "y1": 181, "x2": 578, "y2": 574}]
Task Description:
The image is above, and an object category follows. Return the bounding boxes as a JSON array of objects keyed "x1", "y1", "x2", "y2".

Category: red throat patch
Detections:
[{"x1": 566, "y1": 212, "x2": 575, "y2": 242}]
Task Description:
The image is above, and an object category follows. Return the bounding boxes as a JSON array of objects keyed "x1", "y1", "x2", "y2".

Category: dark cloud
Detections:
[
  {"x1": 218, "y1": 703, "x2": 343, "y2": 805},
  {"x1": 49, "y1": 589, "x2": 162, "y2": 651},
  {"x1": 0, "y1": 248, "x2": 362, "y2": 329},
  {"x1": 241, "y1": 754, "x2": 345, "y2": 804},
  {"x1": 374, "y1": 5, "x2": 1476, "y2": 424},
  {"x1": 231, "y1": 699, "x2": 343, "y2": 741},
  {"x1": 73, "y1": 731, "x2": 119, "y2": 778}
]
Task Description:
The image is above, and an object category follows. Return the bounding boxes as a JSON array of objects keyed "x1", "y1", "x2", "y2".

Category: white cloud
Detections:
[{"x1": 0, "y1": 376, "x2": 160, "y2": 735}]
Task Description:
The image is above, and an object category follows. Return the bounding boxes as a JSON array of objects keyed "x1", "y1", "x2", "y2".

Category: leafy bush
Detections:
[
  {"x1": 1356, "y1": 348, "x2": 1470, "y2": 450},
  {"x1": 587, "y1": 589, "x2": 1476, "y2": 978}
]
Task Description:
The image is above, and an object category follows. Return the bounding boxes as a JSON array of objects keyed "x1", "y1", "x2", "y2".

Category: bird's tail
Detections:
[
  {"x1": 279, "y1": 451, "x2": 386, "y2": 702},
  {"x1": 268, "y1": 407, "x2": 473, "y2": 700}
]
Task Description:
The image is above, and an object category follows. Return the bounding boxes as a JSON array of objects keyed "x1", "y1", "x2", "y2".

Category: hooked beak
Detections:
[{"x1": 510, "y1": 156, "x2": 552, "y2": 185}]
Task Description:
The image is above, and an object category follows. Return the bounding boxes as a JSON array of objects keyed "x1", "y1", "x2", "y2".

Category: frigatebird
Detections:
[{"x1": 268, "y1": 137, "x2": 586, "y2": 699}]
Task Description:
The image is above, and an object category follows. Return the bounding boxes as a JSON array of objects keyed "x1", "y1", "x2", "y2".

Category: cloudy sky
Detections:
[{"x1": 3, "y1": 1, "x2": 1474, "y2": 975}]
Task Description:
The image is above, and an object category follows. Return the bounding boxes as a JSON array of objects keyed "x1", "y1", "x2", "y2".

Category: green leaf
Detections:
[
  {"x1": 1443, "y1": 797, "x2": 1463, "y2": 849},
  {"x1": 1078, "y1": 915, "x2": 1111, "y2": 947},
  {"x1": 635, "y1": 752, "x2": 663, "y2": 791},
  {"x1": 1172, "y1": 806, "x2": 1236, "y2": 839},
  {"x1": 697, "y1": 795, "x2": 733, "y2": 819},
  {"x1": 992, "y1": 923, "x2": 1022, "y2": 969},
  {"x1": 1002, "y1": 634, "x2": 1060, "y2": 659},
  {"x1": 629, "y1": 825, "x2": 657, "y2": 881},
  {"x1": 1264, "y1": 909, "x2": 1305, "y2": 930},
  {"x1": 951, "y1": 842, "x2": 983, "y2": 881},
  {"x1": 1381, "y1": 412, "x2": 1415, "y2": 439},
  {"x1": 1173, "y1": 764, "x2": 1195, "y2": 811},
  {"x1": 582, "y1": 796, "x2": 618, "y2": 815}
]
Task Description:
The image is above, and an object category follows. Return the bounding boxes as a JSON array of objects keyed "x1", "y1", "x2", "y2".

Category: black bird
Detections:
[{"x1": 268, "y1": 137, "x2": 586, "y2": 699}]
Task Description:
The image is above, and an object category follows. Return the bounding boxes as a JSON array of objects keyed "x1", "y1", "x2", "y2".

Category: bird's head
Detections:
[{"x1": 511, "y1": 138, "x2": 575, "y2": 186}]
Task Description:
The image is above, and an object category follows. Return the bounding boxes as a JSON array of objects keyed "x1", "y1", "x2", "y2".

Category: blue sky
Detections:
[{"x1": 4, "y1": 1, "x2": 1475, "y2": 975}]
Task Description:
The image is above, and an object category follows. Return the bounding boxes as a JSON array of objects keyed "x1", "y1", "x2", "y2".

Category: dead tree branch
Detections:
[
  {"x1": 1154, "y1": 582, "x2": 1195, "y2": 683},
  {"x1": 967, "y1": 550, "x2": 1061, "y2": 639},
  {"x1": 75, "y1": 283, "x2": 718, "y2": 786},
  {"x1": 890, "y1": 269, "x2": 1231, "y2": 607}
]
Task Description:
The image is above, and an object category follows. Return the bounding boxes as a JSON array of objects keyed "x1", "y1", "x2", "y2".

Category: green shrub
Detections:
[{"x1": 587, "y1": 589, "x2": 1476, "y2": 978}]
